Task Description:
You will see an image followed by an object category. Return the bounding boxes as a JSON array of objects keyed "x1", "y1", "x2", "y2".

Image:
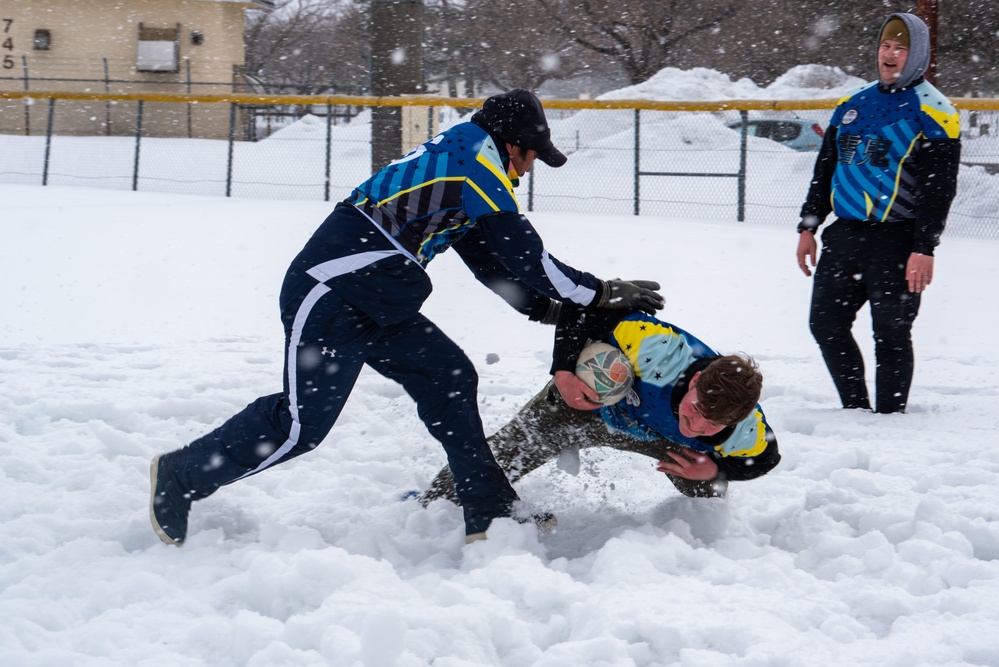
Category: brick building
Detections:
[{"x1": 0, "y1": 0, "x2": 273, "y2": 139}]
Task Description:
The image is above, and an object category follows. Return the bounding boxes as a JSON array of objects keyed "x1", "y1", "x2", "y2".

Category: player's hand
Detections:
[
  {"x1": 905, "y1": 252, "x2": 934, "y2": 293},
  {"x1": 553, "y1": 370, "x2": 603, "y2": 410},
  {"x1": 597, "y1": 279, "x2": 665, "y2": 313},
  {"x1": 796, "y1": 231, "x2": 817, "y2": 277},
  {"x1": 656, "y1": 450, "x2": 719, "y2": 481}
]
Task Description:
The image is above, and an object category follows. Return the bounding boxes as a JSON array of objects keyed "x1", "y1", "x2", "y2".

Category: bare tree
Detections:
[
  {"x1": 938, "y1": 0, "x2": 999, "y2": 96},
  {"x1": 698, "y1": 0, "x2": 998, "y2": 94},
  {"x1": 421, "y1": 0, "x2": 474, "y2": 97},
  {"x1": 422, "y1": 0, "x2": 598, "y2": 96},
  {"x1": 243, "y1": 0, "x2": 997, "y2": 104},
  {"x1": 245, "y1": 0, "x2": 369, "y2": 95},
  {"x1": 461, "y1": 0, "x2": 594, "y2": 92},
  {"x1": 537, "y1": 0, "x2": 740, "y2": 85}
]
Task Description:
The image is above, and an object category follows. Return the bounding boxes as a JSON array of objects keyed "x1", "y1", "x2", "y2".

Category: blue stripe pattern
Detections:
[
  {"x1": 829, "y1": 81, "x2": 954, "y2": 222},
  {"x1": 348, "y1": 123, "x2": 517, "y2": 265}
]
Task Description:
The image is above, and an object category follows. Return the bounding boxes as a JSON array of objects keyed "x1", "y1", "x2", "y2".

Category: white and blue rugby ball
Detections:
[{"x1": 574, "y1": 341, "x2": 635, "y2": 406}]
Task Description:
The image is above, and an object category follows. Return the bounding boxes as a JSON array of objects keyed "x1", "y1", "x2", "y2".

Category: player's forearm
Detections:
[{"x1": 913, "y1": 139, "x2": 961, "y2": 255}]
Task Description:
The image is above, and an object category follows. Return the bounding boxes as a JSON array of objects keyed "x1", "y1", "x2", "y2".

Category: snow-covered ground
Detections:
[{"x1": 2, "y1": 66, "x2": 998, "y2": 666}]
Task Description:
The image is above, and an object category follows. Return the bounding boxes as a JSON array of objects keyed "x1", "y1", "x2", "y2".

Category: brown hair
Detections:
[{"x1": 693, "y1": 354, "x2": 763, "y2": 425}]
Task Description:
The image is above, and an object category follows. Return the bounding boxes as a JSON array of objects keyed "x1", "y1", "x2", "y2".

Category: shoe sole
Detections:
[{"x1": 149, "y1": 455, "x2": 183, "y2": 547}]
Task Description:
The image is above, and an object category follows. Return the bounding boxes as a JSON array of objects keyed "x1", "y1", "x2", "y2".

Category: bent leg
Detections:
[
  {"x1": 421, "y1": 380, "x2": 602, "y2": 504},
  {"x1": 366, "y1": 315, "x2": 519, "y2": 535},
  {"x1": 420, "y1": 380, "x2": 725, "y2": 502},
  {"x1": 166, "y1": 285, "x2": 376, "y2": 501}
]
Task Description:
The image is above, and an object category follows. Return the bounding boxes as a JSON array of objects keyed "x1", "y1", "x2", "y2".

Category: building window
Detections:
[
  {"x1": 136, "y1": 23, "x2": 179, "y2": 73},
  {"x1": 34, "y1": 29, "x2": 51, "y2": 51}
]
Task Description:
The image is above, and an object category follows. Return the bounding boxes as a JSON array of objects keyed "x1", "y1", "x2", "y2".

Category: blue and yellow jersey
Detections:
[
  {"x1": 347, "y1": 122, "x2": 521, "y2": 266},
  {"x1": 828, "y1": 81, "x2": 959, "y2": 223},
  {"x1": 592, "y1": 313, "x2": 775, "y2": 476}
]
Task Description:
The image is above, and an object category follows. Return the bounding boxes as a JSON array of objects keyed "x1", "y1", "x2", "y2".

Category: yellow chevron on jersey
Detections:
[
  {"x1": 880, "y1": 134, "x2": 921, "y2": 222},
  {"x1": 373, "y1": 176, "x2": 465, "y2": 207},
  {"x1": 922, "y1": 103, "x2": 960, "y2": 139},
  {"x1": 465, "y1": 178, "x2": 502, "y2": 213},
  {"x1": 612, "y1": 318, "x2": 687, "y2": 380},
  {"x1": 349, "y1": 122, "x2": 525, "y2": 265},
  {"x1": 716, "y1": 408, "x2": 770, "y2": 458},
  {"x1": 476, "y1": 151, "x2": 518, "y2": 202}
]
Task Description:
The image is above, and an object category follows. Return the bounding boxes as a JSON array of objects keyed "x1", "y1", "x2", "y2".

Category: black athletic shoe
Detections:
[{"x1": 149, "y1": 454, "x2": 191, "y2": 546}]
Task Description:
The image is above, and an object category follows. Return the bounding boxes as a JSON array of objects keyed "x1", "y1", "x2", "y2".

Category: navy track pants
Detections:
[{"x1": 165, "y1": 206, "x2": 519, "y2": 535}]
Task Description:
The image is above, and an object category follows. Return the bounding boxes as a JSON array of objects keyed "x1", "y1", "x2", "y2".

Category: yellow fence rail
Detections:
[
  {"x1": 2, "y1": 89, "x2": 998, "y2": 111},
  {"x1": 1, "y1": 91, "x2": 996, "y2": 239}
]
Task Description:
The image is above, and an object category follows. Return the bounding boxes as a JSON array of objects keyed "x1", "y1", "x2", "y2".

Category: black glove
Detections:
[
  {"x1": 527, "y1": 298, "x2": 561, "y2": 325},
  {"x1": 596, "y1": 279, "x2": 664, "y2": 314}
]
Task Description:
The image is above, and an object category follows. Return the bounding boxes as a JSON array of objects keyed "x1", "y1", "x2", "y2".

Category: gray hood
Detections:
[{"x1": 876, "y1": 12, "x2": 930, "y2": 90}]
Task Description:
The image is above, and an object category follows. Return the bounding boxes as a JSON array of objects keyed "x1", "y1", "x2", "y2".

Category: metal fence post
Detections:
[
  {"x1": 225, "y1": 102, "x2": 235, "y2": 197},
  {"x1": 42, "y1": 98, "x2": 54, "y2": 186},
  {"x1": 737, "y1": 109, "x2": 748, "y2": 222},
  {"x1": 132, "y1": 100, "x2": 143, "y2": 191},
  {"x1": 633, "y1": 108, "x2": 641, "y2": 216},
  {"x1": 185, "y1": 59, "x2": 193, "y2": 139},
  {"x1": 325, "y1": 103, "x2": 332, "y2": 202},
  {"x1": 5, "y1": 91, "x2": 996, "y2": 238},
  {"x1": 103, "y1": 58, "x2": 111, "y2": 136},
  {"x1": 21, "y1": 55, "x2": 30, "y2": 136}
]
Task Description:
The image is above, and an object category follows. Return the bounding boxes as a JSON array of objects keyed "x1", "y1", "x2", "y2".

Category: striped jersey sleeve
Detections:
[{"x1": 347, "y1": 122, "x2": 520, "y2": 265}]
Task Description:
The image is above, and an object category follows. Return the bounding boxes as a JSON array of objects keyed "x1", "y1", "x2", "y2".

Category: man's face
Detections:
[
  {"x1": 677, "y1": 372, "x2": 728, "y2": 438},
  {"x1": 878, "y1": 39, "x2": 909, "y2": 85},
  {"x1": 507, "y1": 145, "x2": 537, "y2": 177}
]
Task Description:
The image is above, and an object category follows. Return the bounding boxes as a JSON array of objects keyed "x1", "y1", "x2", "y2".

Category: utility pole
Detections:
[
  {"x1": 917, "y1": 0, "x2": 939, "y2": 85},
  {"x1": 369, "y1": 0, "x2": 424, "y2": 173}
]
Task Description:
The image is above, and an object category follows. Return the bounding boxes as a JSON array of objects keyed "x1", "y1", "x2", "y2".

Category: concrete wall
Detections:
[{"x1": 0, "y1": 0, "x2": 267, "y2": 139}]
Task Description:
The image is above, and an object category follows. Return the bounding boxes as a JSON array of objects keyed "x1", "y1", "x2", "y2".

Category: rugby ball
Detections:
[{"x1": 574, "y1": 341, "x2": 635, "y2": 405}]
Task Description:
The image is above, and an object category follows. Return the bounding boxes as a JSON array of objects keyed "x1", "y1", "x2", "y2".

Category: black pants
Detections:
[
  {"x1": 421, "y1": 381, "x2": 727, "y2": 505},
  {"x1": 809, "y1": 219, "x2": 921, "y2": 413}
]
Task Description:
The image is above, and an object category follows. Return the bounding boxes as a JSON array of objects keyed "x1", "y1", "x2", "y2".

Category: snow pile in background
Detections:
[
  {"x1": 545, "y1": 65, "x2": 863, "y2": 166},
  {"x1": 599, "y1": 64, "x2": 865, "y2": 102},
  {"x1": 766, "y1": 64, "x2": 866, "y2": 97}
]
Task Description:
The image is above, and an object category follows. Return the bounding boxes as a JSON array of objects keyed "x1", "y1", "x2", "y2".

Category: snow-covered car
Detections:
[{"x1": 726, "y1": 118, "x2": 825, "y2": 151}]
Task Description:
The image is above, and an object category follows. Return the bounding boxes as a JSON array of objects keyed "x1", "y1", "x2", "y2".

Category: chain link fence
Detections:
[{"x1": 1, "y1": 91, "x2": 997, "y2": 239}]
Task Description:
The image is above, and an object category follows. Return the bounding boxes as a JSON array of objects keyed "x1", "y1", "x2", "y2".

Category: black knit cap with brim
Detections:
[{"x1": 471, "y1": 89, "x2": 567, "y2": 168}]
